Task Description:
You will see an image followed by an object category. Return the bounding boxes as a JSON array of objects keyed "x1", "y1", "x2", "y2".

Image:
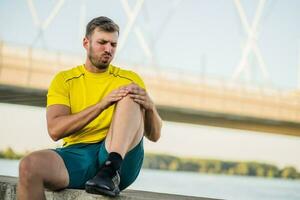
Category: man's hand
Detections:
[
  {"x1": 123, "y1": 83, "x2": 154, "y2": 111},
  {"x1": 123, "y1": 83, "x2": 161, "y2": 142},
  {"x1": 47, "y1": 87, "x2": 129, "y2": 141},
  {"x1": 99, "y1": 87, "x2": 129, "y2": 110}
]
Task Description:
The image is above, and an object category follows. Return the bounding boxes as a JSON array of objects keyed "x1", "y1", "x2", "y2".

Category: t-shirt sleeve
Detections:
[
  {"x1": 129, "y1": 71, "x2": 146, "y2": 90},
  {"x1": 47, "y1": 72, "x2": 70, "y2": 107}
]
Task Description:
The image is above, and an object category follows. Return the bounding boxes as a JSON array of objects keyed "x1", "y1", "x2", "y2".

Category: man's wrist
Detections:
[
  {"x1": 96, "y1": 102, "x2": 105, "y2": 113},
  {"x1": 147, "y1": 102, "x2": 155, "y2": 112}
]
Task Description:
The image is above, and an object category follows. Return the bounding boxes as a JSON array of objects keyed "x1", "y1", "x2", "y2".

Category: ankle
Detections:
[{"x1": 106, "y1": 152, "x2": 123, "y2": 171}]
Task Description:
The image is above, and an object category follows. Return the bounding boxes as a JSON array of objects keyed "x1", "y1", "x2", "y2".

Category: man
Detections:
[{"x1": 17, "y1": 16, "x2": 162, "y2": 199}]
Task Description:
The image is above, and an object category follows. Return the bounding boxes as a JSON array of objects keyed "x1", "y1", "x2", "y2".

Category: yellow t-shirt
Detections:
[{"x1": 47, "y1": 64, "x2": 145, "y2": 147}]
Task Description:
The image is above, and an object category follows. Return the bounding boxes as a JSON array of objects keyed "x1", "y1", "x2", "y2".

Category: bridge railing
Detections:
[{"x1": 1, "y1": 41, "x2": 300, "y2": 123}]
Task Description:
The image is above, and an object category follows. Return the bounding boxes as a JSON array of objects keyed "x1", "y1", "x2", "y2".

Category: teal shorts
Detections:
[{"x1": 53, "y1": 139, "x2": 144, "y2": 190}]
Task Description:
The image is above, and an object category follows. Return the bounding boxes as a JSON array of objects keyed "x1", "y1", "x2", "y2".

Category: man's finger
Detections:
[
  {"x1": 112, "y1": 96, "x2": 123, "y2": 101},
  {"x1": 132, "y1": 98, "x2": 144, "y2": 105},
  {"x1": 130, "y1": 87, "x2": 143, "y2": 94},
  {"x1": 130, "y1": 94, "x2": 145, "y2": 100},
  {"x1": 117, "y1": 91, "x2": 128, "y2": 95}
]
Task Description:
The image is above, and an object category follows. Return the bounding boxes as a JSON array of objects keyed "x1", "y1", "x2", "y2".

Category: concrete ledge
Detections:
[{"x1": 0, "y1": 176, "x2": 218, "y2": 200}]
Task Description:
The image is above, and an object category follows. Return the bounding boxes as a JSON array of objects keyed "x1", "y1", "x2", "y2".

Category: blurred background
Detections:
[{"x1": 0, "y1": 0, "x2": 300, "y2": 199}]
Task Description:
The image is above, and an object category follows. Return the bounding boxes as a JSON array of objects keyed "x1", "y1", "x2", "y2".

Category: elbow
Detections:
[
  {"x1": 147, "y1": 122, "x2": 162, "y2": 142},
  {"x1": 48, "y1": 127, "x2": 60, "y2": 142},
  {"x1": 151, "y1": 122, "x2": 162, "y2": 142},
  {"x1": 148, "y1": 130, "x2": 161, "y2": 142},
  {"x1": 50, "y1": 135, "x2": 60, "y2": 142},
  {"x1": 152, "y1": 131, "x2": 161, "y2": 142},
  {"x1": 151, "y1": 135, "x2": 160, "y2": 142}
]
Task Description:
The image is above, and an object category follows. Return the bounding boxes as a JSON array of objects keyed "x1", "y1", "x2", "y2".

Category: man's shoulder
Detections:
[
  {"x1": 55, "y1": 65, "x2": 84, "y2": 83},
  {"x1": 110, "y1": 65, "x2": 143, "y2": 81},
  {"x1": 110, "y1": 64, "x2": 145, "y2": 88}
]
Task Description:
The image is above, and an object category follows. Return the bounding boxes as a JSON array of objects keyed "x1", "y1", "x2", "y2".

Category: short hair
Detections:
[{"x1": 85, "y1": 16, "x2": 119, "y2": 38}]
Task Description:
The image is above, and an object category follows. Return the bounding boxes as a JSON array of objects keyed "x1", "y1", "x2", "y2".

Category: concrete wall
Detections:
[{"x1": 0, "y1": 176, "x2": 217, "y2": 200}]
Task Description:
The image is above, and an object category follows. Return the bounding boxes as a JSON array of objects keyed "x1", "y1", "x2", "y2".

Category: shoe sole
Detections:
[{"x1": 85, "y1": 185, "x2": 120, "y2": 197}]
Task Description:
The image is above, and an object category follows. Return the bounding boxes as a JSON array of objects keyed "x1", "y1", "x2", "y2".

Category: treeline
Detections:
[
  {"x1": 1, "y1": 148, "x2": 299, "y2": 179},
  {"x1": 0, "y1": 148, "x2": 24, "y2": 159},
  {"x1": 143, "y1": 153, "x2": 300, "y2": 179}
]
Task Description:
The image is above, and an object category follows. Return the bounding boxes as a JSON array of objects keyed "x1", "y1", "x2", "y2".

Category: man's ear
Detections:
[{"x1": 83, "y1": 37, "x2": 89, "y2": 50}]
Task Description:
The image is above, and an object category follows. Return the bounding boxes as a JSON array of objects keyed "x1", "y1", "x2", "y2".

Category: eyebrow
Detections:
[{"x1": 98, "y1": 39, "x2": 117, "y2": 44}]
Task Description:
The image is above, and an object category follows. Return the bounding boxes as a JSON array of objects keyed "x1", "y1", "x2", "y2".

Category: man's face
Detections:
[{"x1": 85, "y1": 28, "x2": 118, "y2": 70}]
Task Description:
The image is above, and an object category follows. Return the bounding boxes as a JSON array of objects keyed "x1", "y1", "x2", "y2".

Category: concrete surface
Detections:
[{"x1": 0, "y1": 175, "x2": 219, "y2": 200}]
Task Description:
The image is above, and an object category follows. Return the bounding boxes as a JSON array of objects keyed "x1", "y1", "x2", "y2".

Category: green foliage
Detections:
[
  {"x1": 0, "y1": 147, "x2": 23, "y2": 159},
  {"x1": 1, "y1": 148, "x2": 299, "y2": 180},
  {"x1": 143, "y1": 153, "x2": 300, "y2": 180},
  {"x1": 280, "y1": 167, "x2": 298, "y2": 179}
]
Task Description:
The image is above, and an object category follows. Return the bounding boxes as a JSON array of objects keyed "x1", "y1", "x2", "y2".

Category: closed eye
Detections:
[{"x1": 98, "y1": 41, "x2": 106, "y2": 45}]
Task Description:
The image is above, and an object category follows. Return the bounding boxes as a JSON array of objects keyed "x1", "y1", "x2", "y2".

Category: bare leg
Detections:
[
  {"x1": 105, "y1": 95, "x2": 144, "y2": 158},
  {"x1": 17, "y1": 150, "x2": 69, "y2": 200},
  {"x1": 85, "y1": 96, "x2": 144, "y2": 197}
]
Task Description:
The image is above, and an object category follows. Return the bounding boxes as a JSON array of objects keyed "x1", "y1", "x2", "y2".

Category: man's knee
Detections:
[
  {"x1": 117, "y1": 95, "x2": 136, "y2": 106},
  {"x1": 19, "y1": 154, "x2": 40, "y2": 182},
  {"x1": 117, "y1": 95, "x2": 142, "y2": 112}
]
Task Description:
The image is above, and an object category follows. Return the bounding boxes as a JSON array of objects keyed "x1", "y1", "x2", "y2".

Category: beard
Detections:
[{"x1": 88, "y1": 45, "x2": 112, "y2": 70}]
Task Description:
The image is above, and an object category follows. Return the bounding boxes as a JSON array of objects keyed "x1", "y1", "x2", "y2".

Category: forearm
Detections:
[
  {"x1": 48, "y1": 103, "x2": 104, "y2": 141},
  {"x1": 144, "y1": 105, "x2": 162, "y2": 142}
]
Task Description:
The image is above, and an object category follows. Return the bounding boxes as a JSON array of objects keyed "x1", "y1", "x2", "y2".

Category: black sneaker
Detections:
[{"x1": 85, "y1": 161, "x2": 121, "y2": 197}]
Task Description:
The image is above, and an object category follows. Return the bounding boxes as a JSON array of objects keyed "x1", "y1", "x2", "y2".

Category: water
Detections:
[
  {"x1": 1, "y1": 159, "x2": 299, "y2": 200},
  {"x1": 0, "y1": 159, "x2": 19, "y2": 177},
  {"x1": 130, "y1": 169, "x2": 300, "y2": 200}
]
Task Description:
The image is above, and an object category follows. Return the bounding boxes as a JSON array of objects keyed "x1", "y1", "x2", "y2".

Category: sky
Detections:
[
  {"x1": 0, "y1": 0, "x2": 300, "y2": 89},
  {"x1": 0, "y1": 1, "x2": 300, "y2": 171}
]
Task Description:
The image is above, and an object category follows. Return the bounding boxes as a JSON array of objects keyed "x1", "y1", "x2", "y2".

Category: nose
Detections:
[{"x1": 104, "y1": 43, "x2": 113, "y2": 54}]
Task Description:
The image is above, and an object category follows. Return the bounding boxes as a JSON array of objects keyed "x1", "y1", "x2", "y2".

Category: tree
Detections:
[{"x1": 281, "y1": 167, "x2": 298, "y2": 179}]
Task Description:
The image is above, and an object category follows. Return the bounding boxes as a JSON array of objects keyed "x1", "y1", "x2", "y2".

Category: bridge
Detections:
[{"x1": 1, "y1": 41, "x2": 300, "y2": 137}]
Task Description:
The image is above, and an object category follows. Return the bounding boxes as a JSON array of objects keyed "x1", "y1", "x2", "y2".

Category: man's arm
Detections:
[
  {"x1": 143, "y1": 104, "x2": 162, "y2": 142},
  {"x1": 46, "y1": 87, "x2": 129, "y2": 141},
  {"x1": 125, "y1": 83, "x2": 162, "y2": 142}
]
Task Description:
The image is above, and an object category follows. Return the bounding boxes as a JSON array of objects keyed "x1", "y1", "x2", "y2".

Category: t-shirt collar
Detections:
[{"x1": 82, "y1": 64, "x2": 111, "y2": 78}]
